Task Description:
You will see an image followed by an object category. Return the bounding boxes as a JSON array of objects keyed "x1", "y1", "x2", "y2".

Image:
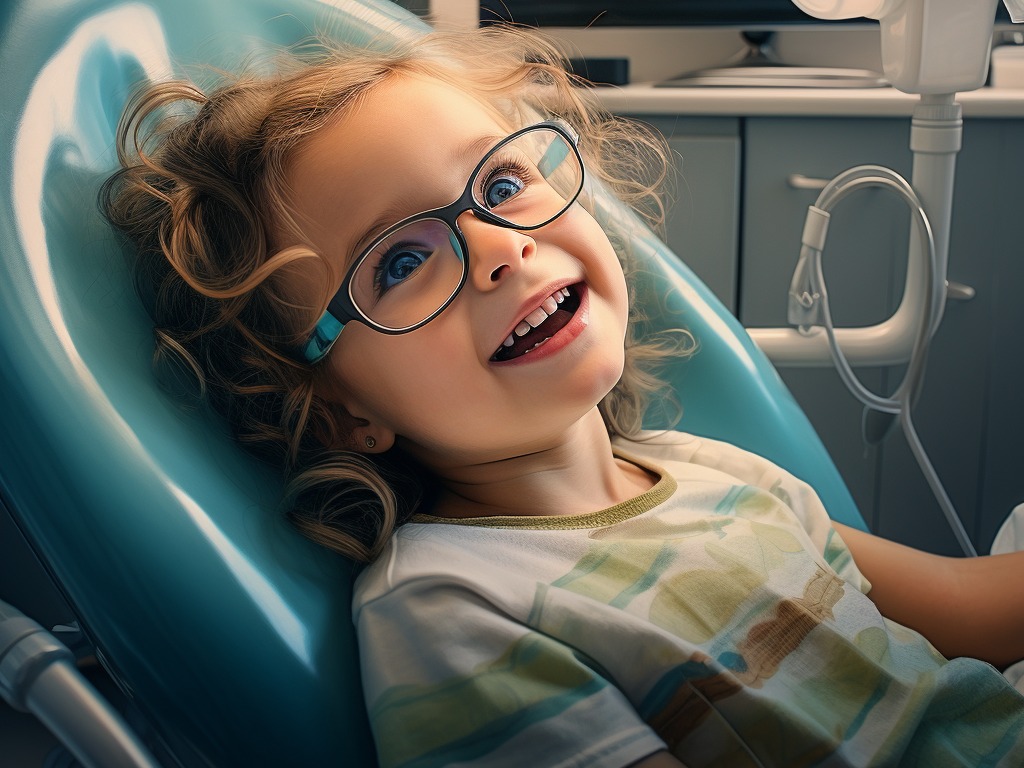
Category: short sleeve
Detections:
[
  {"x1": 821, "y1": 524, "x2": 872, "y2": 594},
  {"x1": 355, "y1": 576, "x2": 667, "y2": 768},
  {"x1": 762, "y1": 460, "x2": 872, "y2": 595}
]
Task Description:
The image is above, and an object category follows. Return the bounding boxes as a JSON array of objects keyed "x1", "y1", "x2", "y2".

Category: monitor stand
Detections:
[{"x1": 657, "y1": 31, "x2": 887, "y2": 89}]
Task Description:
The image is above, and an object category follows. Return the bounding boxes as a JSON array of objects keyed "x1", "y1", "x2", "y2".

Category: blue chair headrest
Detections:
[{"x1": 0, "y1": 1, "x2": 862, "y2": 764}]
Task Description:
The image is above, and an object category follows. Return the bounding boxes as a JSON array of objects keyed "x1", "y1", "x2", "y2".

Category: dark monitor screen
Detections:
[
  {"x1": 480, "y1": 1, "x2": 858, "y2": 27},
  {"x1": 479, "y1": 1, "x2": 1012, "y2": 28}
]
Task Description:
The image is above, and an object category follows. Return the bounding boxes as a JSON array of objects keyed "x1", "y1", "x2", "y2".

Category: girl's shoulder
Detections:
[{"x1": 613, "y1": 429, "x2": 784, "y2": 485}]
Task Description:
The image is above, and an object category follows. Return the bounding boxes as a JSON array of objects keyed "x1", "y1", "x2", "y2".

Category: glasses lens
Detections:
[
  {"x1": 471, "y1": 127, "x2": 583, "y2": 227},
  {"x1": 349, "y1": 218, "x2": 465, "y2": 331}
]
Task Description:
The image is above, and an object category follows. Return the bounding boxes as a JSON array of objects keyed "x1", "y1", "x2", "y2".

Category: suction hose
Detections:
[{"x1": 0, "y1": 598, "x2": 159, "y2": 768}]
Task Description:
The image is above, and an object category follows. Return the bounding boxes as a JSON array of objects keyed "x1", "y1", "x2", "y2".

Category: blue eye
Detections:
[
  {"x1": 484, "y1": 175, "x2": 524, "y2": 208},
  {"x1": 376, "y1": 247, "x2": 430, "y2": 293}
]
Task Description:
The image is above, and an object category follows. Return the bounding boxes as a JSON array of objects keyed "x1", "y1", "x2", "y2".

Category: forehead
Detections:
[
  {"x1": 304, "y1": 72, "x2": 512, "y2": 161},
  {"x1": 285, "y1": 75, "x2": 512, "y2": 238}
]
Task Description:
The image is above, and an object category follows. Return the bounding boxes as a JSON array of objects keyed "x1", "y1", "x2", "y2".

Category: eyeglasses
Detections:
[{"x1": 301, "y1": 121, "x2": 585, "y2": 363}]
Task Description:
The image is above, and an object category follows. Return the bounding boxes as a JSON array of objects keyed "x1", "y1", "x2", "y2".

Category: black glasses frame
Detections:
[{"x1": 302, "y1": 121, "x2": 584, "y2": 363}]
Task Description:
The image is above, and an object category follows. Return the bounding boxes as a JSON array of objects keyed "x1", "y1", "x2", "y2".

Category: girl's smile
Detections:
[{"x1": 489, "y1": 281, "x2": 587, "y2": 364}]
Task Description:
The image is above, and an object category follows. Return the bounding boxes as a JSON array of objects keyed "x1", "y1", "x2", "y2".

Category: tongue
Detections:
[{"x1": 492, "y1": 308, "x2": 573, "y2": 362}]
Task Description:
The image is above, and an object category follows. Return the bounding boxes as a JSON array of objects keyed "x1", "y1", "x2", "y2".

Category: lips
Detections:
[{"x1": 490, "y1": 284, "x2": 583, "y2": 362}]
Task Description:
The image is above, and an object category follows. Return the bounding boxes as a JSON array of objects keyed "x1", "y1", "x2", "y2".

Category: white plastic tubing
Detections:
[
  {"x1": 749, "y1": 95, "x2": 981, "y2": 556},
  {"x1": 748, "y1": 94, "x2": 962, "y2": 367}
]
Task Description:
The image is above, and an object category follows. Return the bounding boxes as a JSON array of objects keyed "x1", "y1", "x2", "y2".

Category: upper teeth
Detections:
[{"x1": 501, "y1": 288, "x2": 570, "y2": 348}]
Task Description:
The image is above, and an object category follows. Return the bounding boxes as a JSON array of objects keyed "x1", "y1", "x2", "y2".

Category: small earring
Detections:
[{"x1": 364, "y1": 436, "x2": 377, "y2": 449}]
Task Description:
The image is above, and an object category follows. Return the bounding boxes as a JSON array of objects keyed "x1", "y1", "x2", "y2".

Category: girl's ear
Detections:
[
  {"x1": 315, "y1": 376, "x2": 396, "y2": 454},
  {"x1": 324, "y1": 405, "x2": 396, "y2": 454}
]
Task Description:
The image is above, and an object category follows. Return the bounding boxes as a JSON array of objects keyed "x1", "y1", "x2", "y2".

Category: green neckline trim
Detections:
[{"x1": 408, "y1": 450, "x2": 676, "y2": 530}]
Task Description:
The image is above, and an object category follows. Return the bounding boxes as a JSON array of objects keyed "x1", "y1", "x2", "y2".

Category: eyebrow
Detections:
[{"x1": 343, "y1": 132, "x2": 506, "y2": 266}]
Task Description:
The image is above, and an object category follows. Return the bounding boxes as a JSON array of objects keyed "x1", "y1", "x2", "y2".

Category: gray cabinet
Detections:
[
  {"x1": 742, "y1": 117, "x2": 916, "y2": 544},
  {"x1": 634, "y1": 111, "x2": 1024, "y2": 555},
  {"x1": 625, "y1": 116, "x2": 742, "y2": 313},
  {"x1": 741, "y1": 116, "x2": 1024, "y2": 555}
]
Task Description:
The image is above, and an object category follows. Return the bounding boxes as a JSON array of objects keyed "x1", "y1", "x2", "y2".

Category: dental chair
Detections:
[{"x1": 0, "y1": 0, "x2": 865, "y2": 765}]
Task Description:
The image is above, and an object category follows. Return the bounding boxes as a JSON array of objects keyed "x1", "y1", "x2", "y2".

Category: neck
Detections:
[{"x1": 424, "y1": 410, "x2": 654, "y2": 519}]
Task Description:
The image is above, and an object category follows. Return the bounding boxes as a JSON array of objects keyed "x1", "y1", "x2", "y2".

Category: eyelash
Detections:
[
  {"x1": 477, "y1": 156, "x2": 534, "y2": 201},
  {"x1": 371, "y1": 240, "x2": 422, "y2": 297}
]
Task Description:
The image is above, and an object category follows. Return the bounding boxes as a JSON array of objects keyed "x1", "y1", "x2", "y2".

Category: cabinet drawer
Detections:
[
  {"x1": 625, "y1": 116, "x2": 741, "y2": 313},
  {"x1": 741, "y1": 117, "x2": 913, "y2": 328}
]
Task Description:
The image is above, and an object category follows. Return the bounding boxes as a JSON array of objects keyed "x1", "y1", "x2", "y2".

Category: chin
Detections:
[{"x1": 572, "y1": 349, "x2": 627, "y2": 410}]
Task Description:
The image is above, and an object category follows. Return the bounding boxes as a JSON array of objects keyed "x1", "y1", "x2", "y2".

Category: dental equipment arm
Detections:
[
  {"x1": 745, "y1": 0, "x2": 1024, "y2": 556},
  {"x1": 751, "y1": 94, "x2": 973, "y2": 552},
  {"x1": 748, "y1": 93, "x2": 962, "y2": 367},
  {"x1": 783, "y1": 163, "x2": 978, "y2": 556},
  {"x1": 791, "y1": 0, "x2": 1017, "y2": 94},
  {"x1": 0, "y1": 598, "x2": 159, "y2": 768},
  {"x1": 752, "y1": 0, "x2": 1023, "y2": 366}
]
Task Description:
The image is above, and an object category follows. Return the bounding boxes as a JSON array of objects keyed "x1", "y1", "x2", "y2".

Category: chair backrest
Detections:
[{"x1": 0, "y1": 1, "x2": 864, "y2": 765}]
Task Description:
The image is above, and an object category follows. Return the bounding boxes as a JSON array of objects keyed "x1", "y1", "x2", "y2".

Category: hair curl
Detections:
[{"x1": 101, "y1": 24, "x2": 693, "y2": 563}]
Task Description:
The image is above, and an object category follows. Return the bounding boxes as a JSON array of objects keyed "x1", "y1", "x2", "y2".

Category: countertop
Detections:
[{"x1": 594, "y1": 83, "x2": 1024, "y2": 118}]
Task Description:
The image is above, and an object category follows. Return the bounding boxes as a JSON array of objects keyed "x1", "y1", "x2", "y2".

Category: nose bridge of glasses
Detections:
[
  {"x1": 455, "y1": 209, "x2": 538, "y2": 289},
  {"x1": 456, "y1": 207, "x2": 533, "y2": 255}
]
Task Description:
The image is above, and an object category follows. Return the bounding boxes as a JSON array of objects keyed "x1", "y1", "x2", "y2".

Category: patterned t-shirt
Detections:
[{"x1": 353, "y1": 430, "x2": 1024, "y2": 767}]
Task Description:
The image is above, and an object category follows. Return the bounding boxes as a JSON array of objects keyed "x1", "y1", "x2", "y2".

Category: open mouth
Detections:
[{"x1": 490, "y1": 284, "x2": 583, "y2": 363}]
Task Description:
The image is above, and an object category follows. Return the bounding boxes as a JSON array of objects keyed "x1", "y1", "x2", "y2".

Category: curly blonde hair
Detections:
[{"x1": 101, "y1": 24, "x2": 692, "y2": 562}]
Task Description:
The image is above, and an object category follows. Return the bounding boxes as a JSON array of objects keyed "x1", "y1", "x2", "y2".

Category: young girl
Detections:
[{"x1": 101, "y1": 23, "x2": 1024, "y2": 768}]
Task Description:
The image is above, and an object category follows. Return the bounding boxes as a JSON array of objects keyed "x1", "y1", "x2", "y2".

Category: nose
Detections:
[{"x1": 458, "y1": 211, "x2": 536, "y2": 291}]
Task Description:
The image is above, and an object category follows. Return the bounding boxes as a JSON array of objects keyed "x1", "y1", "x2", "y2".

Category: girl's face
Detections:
[{"x1": 286, "y1": 74, "x2": 629, "y2": 472}]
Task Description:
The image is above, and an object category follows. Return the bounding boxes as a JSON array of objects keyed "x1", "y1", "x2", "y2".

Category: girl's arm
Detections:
[{"x1": 834, "y1": 522, "x2": 1024, "y2": 668}]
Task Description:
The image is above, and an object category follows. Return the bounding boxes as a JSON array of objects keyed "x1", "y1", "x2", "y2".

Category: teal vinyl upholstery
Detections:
[{"x1": 0, "y1": 0, "x2": 866, "y2": 765}]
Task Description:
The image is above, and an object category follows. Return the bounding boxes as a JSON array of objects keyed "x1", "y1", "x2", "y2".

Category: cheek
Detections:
[
  {"x1": 561, "y1": 207, "x2": 626, "y2": 288},
  {"x1": 327, "y1": 325, "x2": 479, "y2": 429},
  {"x1": 581, "y1": 227, "x2": 630, "y2": 329}
]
